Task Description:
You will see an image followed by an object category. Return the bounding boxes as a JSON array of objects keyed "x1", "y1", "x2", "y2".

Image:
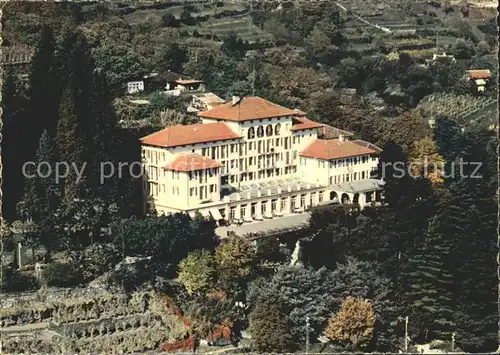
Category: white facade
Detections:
[
  {"x1": 140, "y1": 97, "x2": 383, "y2": 223},
  {"x1": 127, "y1": 81, "x2": 144, "y2": 94}
]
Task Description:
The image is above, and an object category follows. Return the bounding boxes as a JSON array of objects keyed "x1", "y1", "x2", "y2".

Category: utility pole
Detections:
[
  {"x1": 17, "y1": 242, "x2": 22, "y2": 270},
  {"x1": 451, "y1": 332, "x2": 455, "y2": 352},
  {"x1": 251, "y1": 65, "x2": 256, "y2": 96},
  {"x1": 404, "y1": 316, "x2": 409, "y2": 352},
  {"x1": 305, "y1": 316, "x2": 310, "y2": 354}
]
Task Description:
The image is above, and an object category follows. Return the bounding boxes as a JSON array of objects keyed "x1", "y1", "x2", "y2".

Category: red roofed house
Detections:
[
  {"x1": 467, "y1": 69, "x2": 491, "y2": 93},
  {"x1": 141, "y1": 96, "x2": 382, "y2": 221}
]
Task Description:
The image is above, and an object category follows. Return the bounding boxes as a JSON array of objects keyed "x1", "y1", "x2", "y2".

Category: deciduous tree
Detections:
[
  {"x1": 178, "y1": 249, "x2": 217, "y2": 295},
  {"x1": 324, "y1": 296, "x2": 376, "y2": 351}
]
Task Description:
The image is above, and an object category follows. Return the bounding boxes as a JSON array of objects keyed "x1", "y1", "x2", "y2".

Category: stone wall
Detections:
[{"x1": 0, "y1": 289, "x2": 189, "y2": 353}]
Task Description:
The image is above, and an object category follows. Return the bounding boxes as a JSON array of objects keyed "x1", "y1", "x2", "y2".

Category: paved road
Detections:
[{"x1": 216, "y1": 212, "x2": 311, "y2": 238}]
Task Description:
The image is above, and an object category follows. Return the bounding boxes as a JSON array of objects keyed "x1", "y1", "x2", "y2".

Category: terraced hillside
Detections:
[
  {"x1": 122, "y1": 2, "x2": 272, "y2": 43},
  {"x1": 416, "y1": 93, "x2": 497, "y2": 130},
  {"x1": 0, "y1": 289, "x2": 189, "y2": 353}
]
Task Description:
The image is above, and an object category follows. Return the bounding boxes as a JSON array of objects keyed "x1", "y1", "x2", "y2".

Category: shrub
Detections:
[
  {"x1": 1, "y1": 267, "x2": 40, "y2": 293},
  {"x1": 80, "y1": 243, "x2": 121, "y2": 282},
  {"x1": 43, "y1": 262, "x2": 83, "y2": 287},
  {"x1": 161, "y1": 13, "x2": 180, "y2": 28}
]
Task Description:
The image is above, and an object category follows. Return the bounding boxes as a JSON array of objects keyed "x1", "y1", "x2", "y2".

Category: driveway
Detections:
[{"x1": 216, "y1": 212, "x2": 311, "y2": 238}]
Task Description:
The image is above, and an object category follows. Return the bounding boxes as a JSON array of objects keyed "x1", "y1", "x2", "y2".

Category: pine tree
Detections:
[
  {"x1": 248, "y1": 298, "x2": 296, "y2": 353},
  {"x1": 405, "y1": 210, "x2": 455, "y2": 341}
]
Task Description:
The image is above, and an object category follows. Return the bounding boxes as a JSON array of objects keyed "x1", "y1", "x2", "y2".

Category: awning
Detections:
[
  {"x1": 188, "y1": 211, "x2": 196, "y2": 219},
  {"x1": 210, "y1": 208, "x2": 223, "y2": 220},
  {"x1": 200, "y1": 210, "x2": 210, "y2": 218}
]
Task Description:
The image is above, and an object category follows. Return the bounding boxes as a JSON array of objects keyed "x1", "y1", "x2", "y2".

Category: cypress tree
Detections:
[
  {"x1": 36, "y1": 130, "x2": 60, "y2": 212},
  {"x1": 1, "y1": 69, "x2": 30, "y2": 220},
  {"x1": 29, "y1": 25, "x2": 58, "y2": 136},
  {"x1": 56, "y1": 85, "x2": 88, "y2": 201}
]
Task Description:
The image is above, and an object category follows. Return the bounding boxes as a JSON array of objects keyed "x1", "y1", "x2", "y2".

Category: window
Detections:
[
  {"x1": 241, "y1": 205, "x2": 247, "y2": 217},
  {"x1": 275, "y1": 123, "x2": 281, "y2": 135},
  {"x1": 354, "y1": 172, "x2": 358, "y2": 180},
  {"x1": 230, "y1": 144, "x2": 236, "y2": 153},
  {"x1": 345, "y1": 174, "x2": 350, "y2": 182},
  {"x1": 202, "y1": 148, "x2": 207, "y2": 156},
  {"x1": 319, "y1": 191, "x2": 324, "y2": 202},
  {"x1": 257, "y1": 126, "x2": 264, "y2": 138},
  {"x1": 281, "y1": 198, "x2": 286, "y2": 211},
  {"x1": 266, "y1": 125, "x2": 273, "y2": 136},
  {"x1": 272, "y1": 199, "x2": 277, "y2": 211},
  {"x1": 300, "y1": 195, "x2": 306, "y2": 207},
  {"x1": 249, "y1": 142, "x2": 253, "y2": 150},
  {"x1": 362, "y1": 171, "x2": 365, "y2": 179},
  {"x1": 276, "y1": 138, "x2": 280, "y2": 146},
  {"x1": 258, "y1": 141, "x2": 262, "y2": 153}
]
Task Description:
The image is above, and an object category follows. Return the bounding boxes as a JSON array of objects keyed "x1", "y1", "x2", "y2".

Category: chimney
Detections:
[
  {"x1": 339, "y1": 134, "x2": 344, "y2": 142},
  {"x1": 232, "y1": 95, "x2": 241, "y2": 105}
]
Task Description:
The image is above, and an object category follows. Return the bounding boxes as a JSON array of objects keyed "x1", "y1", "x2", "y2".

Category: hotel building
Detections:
[{"x1": 140, "y1": 96, "x2": 383, "y2": 223}]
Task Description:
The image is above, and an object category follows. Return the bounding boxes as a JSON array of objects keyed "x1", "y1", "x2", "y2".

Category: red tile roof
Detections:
[
  {"x1": 290, "y1": 116, "x2": 323, "y2": 131},
  {"x1": 140, "y1": 122, "x2": 241, "y2": 148},
  {"x1": 300, "y1": 139, "x2": 377, "y2": 160},
  {"x1": 164, "y1": 154, "x2": 221, "y2": 172},
  {"x1": 199, "y1": 96, "x2": 299, "y2": 122},
  {"x1": 468, "y1": 69, "x2": 491, "y2": 80}
]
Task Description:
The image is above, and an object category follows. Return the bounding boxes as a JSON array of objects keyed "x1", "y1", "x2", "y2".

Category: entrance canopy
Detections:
[{"x1": 210, "y1": 208, "x2": 224, "y2": 220}]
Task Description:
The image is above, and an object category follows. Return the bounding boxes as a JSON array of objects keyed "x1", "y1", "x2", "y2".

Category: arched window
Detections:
[
  {"x1": 275, "y1": 123, "x2": 281, "y2": 135},
  {"x1": 266, "y1": 125, "x2": 273, "y2": 136},
  {"x1": 248, "y1": 127, "x2": 255, "y2": 139},
  {"x1": 257, "y1": 126, "x2": 264, "y2": 138}
]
